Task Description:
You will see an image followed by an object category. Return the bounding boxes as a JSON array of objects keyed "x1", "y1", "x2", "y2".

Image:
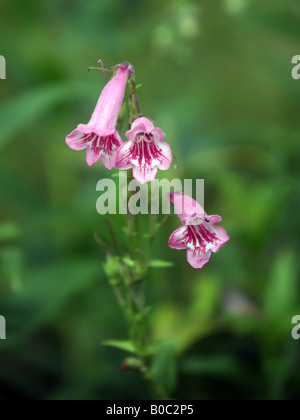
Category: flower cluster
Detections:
[
  {"x1": 66, "y1": 60, "x2": 229, "y2": 268},
  {"x1": 66, "y1": 62, "x2": 172, "y2": 184}
]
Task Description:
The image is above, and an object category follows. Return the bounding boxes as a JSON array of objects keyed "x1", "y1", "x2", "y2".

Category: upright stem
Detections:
[
  {"x1": 103, "y1": 75, "x2": 171, "y2": 399},
  {"x1": 105, "y1": 218, "x2": 121, "y2": 257},
  {"x1": 147, "y1": 213, "x2": 157, "y2": 260}
]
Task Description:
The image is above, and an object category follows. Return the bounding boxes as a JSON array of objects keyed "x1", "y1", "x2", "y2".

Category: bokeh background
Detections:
[{"x1": 0, "y1": 0, "x2": 300, "y2": 400}]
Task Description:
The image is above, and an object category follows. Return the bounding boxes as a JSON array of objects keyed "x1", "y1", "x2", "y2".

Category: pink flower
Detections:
[
  {"x1": 66, "y1": 62, "x2": 133, "y2": 169},
  {"x1": 115, "y1": 117, "x2": 172, "y2": 184},
  {"x1": 168, "y1": 192, "x2": 230, "y2": 269}
]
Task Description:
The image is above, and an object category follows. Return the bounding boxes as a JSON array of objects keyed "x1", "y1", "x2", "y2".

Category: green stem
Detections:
[
  {"x1": 155, "y1": 214, "x2": 170, "y2": 235},
  {"x1": 145, "y1": 377, "x2": 168, "y2": 400},
  {"x1": 105, "y1": 217, "x2": 121, "y2": 257},
  {"x1": 146, "y1": 213, "x2": 157, "y2": 260},
  {"x1": 112, "y1": 285, "x2": 128, "y2": 319},
  {"x1": 105, "y1": 79, "x2": 170, "y2": 399}
]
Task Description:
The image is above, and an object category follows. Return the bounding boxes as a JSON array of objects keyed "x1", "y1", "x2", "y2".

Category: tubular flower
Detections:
[
  {"x1": 115, "y1": 117, "x2": 172, "y2": 184},
  {"x1": 168, "y1": 192, "x2": 230, "y2": 269},
  {"x1": 66, "y1": 62, "x2": 133, "y2": 169}
]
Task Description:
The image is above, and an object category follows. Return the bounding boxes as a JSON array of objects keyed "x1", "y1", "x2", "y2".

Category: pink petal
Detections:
[
  {"x1": 137, "y1": 140, "x2": 172, "y2": 172},
  {"x1": 132, "y1": 165, "x2": 158, "y2": 184},
  {"x1": 88, "y1": 63, "x2": 132, "y2": 132},
  {"x1": 187, "y1": 249, "x2": 212, "y2": 269},
  {"x1": 125, "y1": 118, "x2": 156, "y2": 142},
  {"x1": 131, "y1": 140, "x2": 171, "y2": 183},
  {"x1": 131, "y1": 117, "x2": 155, "y2": 133},
  {"x1": 86, "y1": 143, "x2": 101, "y2": 166},
  {"x1": 170, "y1": 192, "x2": 207, "y2": 225},
  {"x1": 86, "y1": 133, "x2": 122, "y2": 168},
  {"x1": 168, "y1": 226, "x2": 190, "y2": 250},
  {"x1": 151, "y1": 127, "x2": 166, "y2": 142},
  {"x1": 115, "y1": 140, "x2": 135, "y2": 170},
  {"x1": 116, "y1": 139, "x2": 172, "y2": 183},
  {"x1": 66, "y1": 129, "x2": 95, "y2": 151},
  {"x1": 194, "y1": 223, "x2": 229, "y2": 254},
  {"x1": 76, "y1": 124, "x2": 116, "y2": 138},
  {"x1": 66, "y1": 62, "x2": 132, "y2": 168},
  {"x1": 206, "y1": 224, "x2": 230, "y2": 253},
  {"x1": 100, "y1": 134, "x2": 123, "y2": 170},
  {"x1": 154, "y1": 140, "x2": 172, "y2": 171},
  {"x1": 208, "y1": 215, "x2": 222, "y2": 224}
]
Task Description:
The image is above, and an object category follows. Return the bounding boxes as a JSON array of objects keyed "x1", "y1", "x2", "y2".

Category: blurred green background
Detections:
[{"x1": 0, "y1": 0, "x2": 300, "y2": 400}]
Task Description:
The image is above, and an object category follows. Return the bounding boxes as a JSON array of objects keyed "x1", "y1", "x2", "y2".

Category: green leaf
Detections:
[
  {"x1": 0, "y1": 260, "x2": 102, "y2": 348},
  {"x1": 149, "y1": 345, "x2": 177, "y2": 396},
  {"x1": 146, "y1": 338, "x2": 177, "y2": 356},
  {"x1": 0, "y1": 247, "x2": 23, "y2": 293},
  {"x1": 189, "y1": 275, "x2": 221, "y2": 320},
  {"x1": 0, "y1": 223, "x2": 21, "y2": 242},
  {"x1": 263, "y1": 249, "x2": 297, "y2": 343},
  {"x1": 102, "y1": 340, "x2": 136, "y2": 354},
  {"x1": 122, "y1": 257, "x2": 135, "y2": 268},
  {"x1": 264, "y1": 250, "x2": 297, "y2": 321},
  {"x1": 0, "y1": 83, "x2": 85, "y2": 150},
  {"x1": 150, "y1": 260, "x2": 174, "y2": 268}
]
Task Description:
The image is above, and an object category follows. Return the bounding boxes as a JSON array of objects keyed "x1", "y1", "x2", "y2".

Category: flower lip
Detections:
[
  {"x1": 129, "y1": 117, "x2": 156, "y2": 135},
  {"x1": 168, "y1": 192, "x2": 230, "y2": 268},
  {"x1": 115, "y1": 116, "x2": 172, "y2": 184}
]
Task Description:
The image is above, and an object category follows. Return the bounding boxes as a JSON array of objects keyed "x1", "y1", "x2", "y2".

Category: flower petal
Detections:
[
  {"x1": 187, "y1": 249, "x2": 212, "y2": 269},
  {"x1": 115, "y1": 140, "x2": 135, "y2": 170},
  {"x1": 151, "y1": 127, "x2": 166, "y2": 142},
  {"x1": 86, "y1": 141, "x2": 102, "y2": 166},
  {"x1": 208, "y1": 215, "x2": 222, "y2": 224},
  {"x1": 100, "y1": 133, "x2": 123, "y2": 170},
  {"x1": 66, "y1": 129, "x2": 95, "y2": 151},
  {"x1": 131, "y1": 117, "x2": 155, "y2": 133},
  {"x1": 135, "y1": 140, "x2": 172, "y2": 172},
  {"x1": 125, "y1": 117, "x2": 156, "y2": 142},
  {"x1": 168, "y1": 226, "x2": 190, "y2": 250},
  {"x1": 205, "y1": 224, "x2": 230, "y2": 253},
  {"x1": 193, "y1": 223, "x2": 229, "y2": 254},
  {"x1": 88, "y1": 63, "x2": 132, "y2": 132},
  {"x1": 132, "y1": 165, "x2": 158, "y2": 184},
  {"x1": 117, "y1": 139, "x2": 172, "y2": 183},
  {"x1": 86, "y1": 133, "x2": 122, "y2": 168},
  {"x1": 154, "y1": 140, "x2": 173, "y2": 171},
  {"x1": 170, "y1": 192, "x2": 207, "y2": 225}
]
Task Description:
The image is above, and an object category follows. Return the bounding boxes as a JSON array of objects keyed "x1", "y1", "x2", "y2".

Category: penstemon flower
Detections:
[
  {"x1": 66, "y1": 62, "x2": 133, "y2": 169},
  {"x1": 168, "y1": 192, "x2": 230, "y2": 269},
  {"x1": 115, "y1": 117, "x2": 172, "y2": 184},
  {"x1": 66, "y1": 58, "x2": 230, "y2": 398}
]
